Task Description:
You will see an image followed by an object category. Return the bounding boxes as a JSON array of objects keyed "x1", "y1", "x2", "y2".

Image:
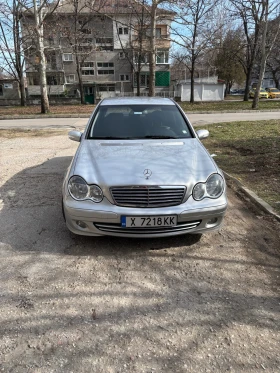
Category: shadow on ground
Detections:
[{"x1": 0, "y1": 156, "x2": 279, "y2": 373}]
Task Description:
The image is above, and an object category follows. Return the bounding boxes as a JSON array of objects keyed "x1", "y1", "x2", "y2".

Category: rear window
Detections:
[{"x1": 87, "y1": 105, "x2": 193, "y2": 139}]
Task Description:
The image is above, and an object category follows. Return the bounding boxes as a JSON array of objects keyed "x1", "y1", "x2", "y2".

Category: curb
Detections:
[
  {"x1": 224, "y1": 171, "x2": 280, "y2": 222},
  {"x1": 0, "y1": 114, "x2": 90, "y2": 120},
  {"x1": 185, "y1": 109, "x2": 280, "y2": 114}
]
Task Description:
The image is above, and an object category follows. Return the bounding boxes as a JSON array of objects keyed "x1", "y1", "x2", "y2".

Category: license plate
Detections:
[{"x1": 121, "y1": 215, "x2": 177, "y2": 228}]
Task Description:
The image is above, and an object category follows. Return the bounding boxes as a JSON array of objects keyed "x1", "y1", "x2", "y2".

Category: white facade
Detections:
[
  {"x1": 177, "y1": 82, "x2": 225, "y2": 102},
  {"x1": 113, "y1": 17, "x2": 130, "y2": 49}
]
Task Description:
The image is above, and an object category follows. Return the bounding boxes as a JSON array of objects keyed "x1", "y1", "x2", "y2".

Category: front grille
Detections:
[
  {"x1": 94, "y1": 220, "x2": 201, "y2": 234},
  {"x1": 110, "y1": 186, "x2": 186, "y2": 208}
]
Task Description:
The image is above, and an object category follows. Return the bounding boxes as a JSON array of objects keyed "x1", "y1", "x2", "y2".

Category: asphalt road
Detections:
[{"x1": 0, "y1": 111, "x2": 279, "y2": 130}]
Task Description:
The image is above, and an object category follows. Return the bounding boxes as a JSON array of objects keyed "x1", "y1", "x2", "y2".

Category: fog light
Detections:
[
  {"x1": 206, "y1": 217, "x2": 218, "y2": 226},
  {"x1": 76, "y1": 220, "x2": 88, "y2": 229}
]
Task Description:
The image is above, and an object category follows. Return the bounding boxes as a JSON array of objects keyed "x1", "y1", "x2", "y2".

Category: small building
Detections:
[
  {"x1": 173, "y1": 76, "x2": 225, "y2": 102},
  {"x1": 0, "y1": 79, "x2": 21, "y2": 105}
]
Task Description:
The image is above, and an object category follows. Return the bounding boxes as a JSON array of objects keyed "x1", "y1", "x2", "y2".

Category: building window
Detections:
[
  {"x1": 65, "y1": 74, "x2": 75, "y2": 83},
  {"x1": 0, "y1": 85, "x2": 3, "y2": 96},
  {"x1": 82, "y1": 62, "x2": 94, "y2": 68},
  {"x1": 84, "y1": 87, "x2": 94, "y2": 94},
  {"x1": 81, "y1": 62, "x2": 94, "y2": 75},
  {"x1": 82, "y1": 38, "x2": 93, "y2": 44},
  {"x1": 81, "y1": 28, "x2": 91, "y2": 34},
  {"x1": 98, "y1": 70, "x2": 114, "y2": 75},
  {"x1": 63, "y1": 53, "x2": 73, "y2": 61},
  {"x1": 118, "y1": 27, "x2": 128, "y2": 35},
  {"x1": 120, "y1": 74, "x2": 130, "y2": 82},
  {"x1": 156, "y1": 28, "x2": 161, "y2": 38},
  {"x1": 156, "y1": 50, "x2": 169, "y2": 64},
  {"x1": 82, "y1": 70, "x2": 94, "y2": 75},
  {"x1": 78, "y1": 46, "x2": 91, "y2": 53},
  {"x1": 134, "y1": 53, "x2": 148, "y2": 64},
  {"x1": 98, "y1": 84, "x2": 115, "y2": 92},
  {"x1": 96, "y1": 37, "x2": 113, "y2": 44},
  {"x1": 134, "y1": 73, "x2": 149, "y2": 87},
  {"x1": 97, "y1": 46, "x2": 113, "y2": 51},
  {"x1": 97, "y1": 62, "x2": 114, "y2": 75}
]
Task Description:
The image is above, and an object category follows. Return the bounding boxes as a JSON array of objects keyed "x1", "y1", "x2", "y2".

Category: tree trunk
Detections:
[
  {"x1": 38, "y1": 32, "x2": 49, "y2": 113},
  {"x1": 243, "y1": 66, "x2": 251, "y2": 101},
  {"x1": 190, "y1": 59, "x2": 195, "y2": 103},
  {"x1": 136, "y1": 71, "x2": 140, "y2": 96},
  {"x1": 149, "y1": 1, "x2": 156, "y2": 97},
  {"x1": 271, "y1": 70, "x2": 279, "y2": 88},
  {"x1": 252, "y1": 1, "x2": 269, "y2": 110},
  {"x1": 14, "y1": 10, "x2": 26, "y2": 106},
  {"x1": 19, "y1": 76, "x2": 26, "y2": 106},
  {"x1": 33, "y1": 0, "x2": 50, "y2": 114},
  {"x1": 76, "y1": 61, "x2": 85, "y2": 104}
]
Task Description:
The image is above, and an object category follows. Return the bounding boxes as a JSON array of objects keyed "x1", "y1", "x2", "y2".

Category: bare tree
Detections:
[
  {"x1": 112, "y1": 0, "x2": 150, "y2": 96},
  {"x1": 20, "y1": 0, "x2": 61, "y2": 113},
  {"x1": 252, "y1": 3, "x2": 280, "y2": 109},
  {"x1": 54, "y1": 0, "x2": 107, "y2": 104},
  {"x1": 171, "y1": 0, "x2": 221, "y2": 103},
  {"x1": 266, "y1": 16, "x2": 280, "y2": 88},
  {"x1": 228, "y1": 0, "x2": 279, "y2": 102},
  {"x1": 130, "y1": 0, "x2": 174, "y2": 96},
  {"x1": 0, "y1": 0, "x2": 26, "y2": 105}
]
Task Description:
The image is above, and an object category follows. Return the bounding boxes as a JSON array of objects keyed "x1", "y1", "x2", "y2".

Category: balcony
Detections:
[{"x1": 131, "y1": 34, "x2": 171, "y2": 50}]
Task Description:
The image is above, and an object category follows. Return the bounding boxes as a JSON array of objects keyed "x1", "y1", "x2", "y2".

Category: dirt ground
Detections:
[{"x1": 0, "y1": 131, "x2": 279, "y2": 373}]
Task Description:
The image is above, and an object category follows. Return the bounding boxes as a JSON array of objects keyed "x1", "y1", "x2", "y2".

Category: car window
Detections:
[{"x1": 87, "y1": 105, "x2": 193, "y2": 139}]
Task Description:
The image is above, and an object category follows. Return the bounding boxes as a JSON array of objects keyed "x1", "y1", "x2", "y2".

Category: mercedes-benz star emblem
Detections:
[{"x1": 143, "y1": 169, "x2": 152, "y2": 179}]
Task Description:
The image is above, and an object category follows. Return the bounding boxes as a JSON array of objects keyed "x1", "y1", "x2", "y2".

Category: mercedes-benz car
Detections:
[{"x1": 62, "y1": 97, "x2": 227, "y2": 237}]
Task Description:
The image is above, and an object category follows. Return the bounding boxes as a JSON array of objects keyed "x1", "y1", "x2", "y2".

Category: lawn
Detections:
[
  {"x1": 180, "y1": 99, "x2": 280, "y2": 112},
  {"x1": 0, "y1": 99, "x2": 280, "y2": 116},
  {"x1": 197, "y1": 119, "x2": 280, "y2": 214}
]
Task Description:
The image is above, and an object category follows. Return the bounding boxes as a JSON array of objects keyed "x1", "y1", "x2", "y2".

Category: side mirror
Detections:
[
  {"x1": 68, "y1": 130, "x2": 82, "y2": 142},
  {"x1": 196, "y1": 129, "x2": 209, "y2": 140}
]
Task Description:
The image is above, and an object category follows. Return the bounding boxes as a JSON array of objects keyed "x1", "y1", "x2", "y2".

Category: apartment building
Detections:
[{"x1": 22, "y1": 0, "x2": 174, "y2": 103}]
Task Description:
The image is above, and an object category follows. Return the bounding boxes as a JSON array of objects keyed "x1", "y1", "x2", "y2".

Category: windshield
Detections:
[
  {"x1": 271, "y1": 88, "x2": 279, "y2": 92},
  {"x1": 87, "y1": 105, "x2": 193, "y2": 139}
]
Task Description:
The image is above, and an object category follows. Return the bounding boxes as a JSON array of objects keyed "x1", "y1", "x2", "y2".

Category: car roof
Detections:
[{"x1": 100, "y1": 97, "x2": 175, "y2": 106}]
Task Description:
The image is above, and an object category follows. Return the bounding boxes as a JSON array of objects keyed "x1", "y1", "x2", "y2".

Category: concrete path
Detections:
[{"x1": 0, "y1": 111, "x2": 279, "y2": 129}]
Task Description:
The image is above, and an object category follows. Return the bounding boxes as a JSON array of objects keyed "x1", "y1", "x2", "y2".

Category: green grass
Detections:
[
  {"x1": 0, "y1": 99, "x2": 279, "y2": 117},
  {"x1": 180, "y1": 100, "x2": 280, "y2": 112},
  {"x1": 196, "y1": 120, "x2": 280, "y2": 214}
]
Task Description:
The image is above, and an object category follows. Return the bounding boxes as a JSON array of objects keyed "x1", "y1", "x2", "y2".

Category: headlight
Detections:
[
  {"x1": 68, "y1": 176, "x2": 103, "y2": 202},
  {"x1": 193, "y1": 174, "x2": 224, "y2": 201}
]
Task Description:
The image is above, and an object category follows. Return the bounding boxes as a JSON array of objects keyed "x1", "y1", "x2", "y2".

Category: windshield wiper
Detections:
[
  {"x1": 143, "y1": 135, "x2": 178, "y2": 139},
  {"x1": 92, "y1": 136, "x2": 131, "y2": 139}
]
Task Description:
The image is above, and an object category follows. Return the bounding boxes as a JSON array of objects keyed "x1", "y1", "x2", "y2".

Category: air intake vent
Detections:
[{"x1": 110, "y1": 186, "x2": 186, "y2": 208}]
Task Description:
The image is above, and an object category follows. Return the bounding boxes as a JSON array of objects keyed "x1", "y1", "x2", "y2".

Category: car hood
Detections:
[{"x1": 72, "y1": 139, "x2": 218, "y2": 200}]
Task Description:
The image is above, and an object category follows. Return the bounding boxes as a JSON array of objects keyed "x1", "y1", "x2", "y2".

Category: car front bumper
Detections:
[{"x1": 63, "y1": 193, "x2": 227, "y2": 238}]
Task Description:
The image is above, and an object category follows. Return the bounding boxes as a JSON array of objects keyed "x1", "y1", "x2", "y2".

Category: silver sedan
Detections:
[{"x1": 62, "y1": 97, "x2": 227, "y2": 237}]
